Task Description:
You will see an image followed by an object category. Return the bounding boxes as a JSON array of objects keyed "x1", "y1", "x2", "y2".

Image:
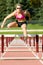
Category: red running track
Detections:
[{"x1": 0, "y1": 37, "x2": 43, "y2": 65}]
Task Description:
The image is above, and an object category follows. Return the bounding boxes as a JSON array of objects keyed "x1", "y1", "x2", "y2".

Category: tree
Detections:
[
  {"x1": 0, "y1": 0, "x2": 43, "y2": 22},
  {"x1": 30, "y1": 0, "x2": 41, "y2": 8}
]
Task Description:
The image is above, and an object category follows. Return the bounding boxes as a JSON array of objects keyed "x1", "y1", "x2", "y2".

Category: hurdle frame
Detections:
[
  {"x1": 0, "y1": 30, "x2": 43, "y2": 64},
  {"x1": 0, "y1": 34, "x2": 43, "y2": 53}
]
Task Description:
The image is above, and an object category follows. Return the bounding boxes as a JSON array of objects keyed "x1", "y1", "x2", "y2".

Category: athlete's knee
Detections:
[
  {"x1": 7, "y1": 24, "x2": 10, "y2": 28},
  {"x1": 21, "y1": 24, "x2": 26, "y2": 28}
]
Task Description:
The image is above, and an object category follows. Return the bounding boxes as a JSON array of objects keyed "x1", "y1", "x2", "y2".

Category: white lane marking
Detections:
[
  {"x1": 0, "y1": 38, "x2": 43, "y2": 64},
  {"x1": 1, "y1": 39, "x2": 15, "y2": 58},
  {"x1": 25, "y1": 42, "x2": 43, "y2": 64}
]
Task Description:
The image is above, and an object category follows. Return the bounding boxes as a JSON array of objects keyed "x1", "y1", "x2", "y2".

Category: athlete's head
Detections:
[{"x1": 16, "y1": 4, "x2": 22, "y2": 13}]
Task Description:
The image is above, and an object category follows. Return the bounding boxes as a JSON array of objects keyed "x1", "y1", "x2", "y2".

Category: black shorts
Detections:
[{"x1": 16, "y1": 21, "x2": 28, "y2": 27}]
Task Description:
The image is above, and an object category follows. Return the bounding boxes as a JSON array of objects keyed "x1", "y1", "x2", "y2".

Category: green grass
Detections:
[
  {"x1": 27, "y1": 24, "x2": 43, "y2": 29},
  {"x1": 0, "y1": 24, "x2": 43, "y2": 34},
  {"x1": 0, "y1": 32, "x2": 43, "y2": 34}
]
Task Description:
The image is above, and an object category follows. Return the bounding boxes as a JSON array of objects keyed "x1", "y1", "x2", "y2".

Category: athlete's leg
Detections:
[
  {"x1": 21, "y1": 24, "x2": 27, "y2": 42},
  {"x1": 7, "y1": 22, "x2": 18, "y2": 28}
]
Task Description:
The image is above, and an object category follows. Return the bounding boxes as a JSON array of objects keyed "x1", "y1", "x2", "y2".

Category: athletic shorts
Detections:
[{"x1": 16, "y1": 21, "x2": 28, "y2": 27}]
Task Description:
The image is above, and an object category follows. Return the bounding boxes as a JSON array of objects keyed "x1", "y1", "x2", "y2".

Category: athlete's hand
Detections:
[
  {"x1": 1, "y1": 25, "x2": 4, "y2": 28},
  {"x1": 1, "y1": 19, "x2": 6, "y2": 28}
]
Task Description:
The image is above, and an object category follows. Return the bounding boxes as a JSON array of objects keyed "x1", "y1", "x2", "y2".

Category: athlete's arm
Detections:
[
  {"x1": 24, "y1": 10, "x2": 31, "y2": 20},
  {"x1": 1, "y1": 10, "x2": 16, "y2": 28}
]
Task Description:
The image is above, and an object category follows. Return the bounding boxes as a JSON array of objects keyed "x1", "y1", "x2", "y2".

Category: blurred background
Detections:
[{"x1": 0, "y1": 0, "x2": 43, "y2": 29}]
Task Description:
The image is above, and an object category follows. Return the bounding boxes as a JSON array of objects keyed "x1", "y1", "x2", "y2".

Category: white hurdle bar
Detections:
[{"x1": 0, "y1": 29, "x2": 43, "y2": 32}]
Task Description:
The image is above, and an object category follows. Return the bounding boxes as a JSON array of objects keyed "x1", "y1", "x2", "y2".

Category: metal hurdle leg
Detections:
[
  {"x1": 6, "y1": 37, "x2": 14, "y2": 46},
  {"x1": 36, "y1": 35, "x2": 39, "y2": 53},
  {"x1": 10, "y1": 37, "x2": 14, "y2": 41},
  {"x1": 40, "y1": 35, "x2": 43, "y2": 59},
  {"x1": 6, "y1": 37, "x2": 11, "y2": 46},
  {"x1": 9, "y1": 37, "x2": 15, "y2": 44},
  {"x1": 1, "y1": 35, "x2": 4, "y2": 53},
  {"x1": 28, "y1": 37, "x2": 31, "y2": 46},
  {"x1": 33, "y1": 37, "x2": 35, "y2": 46},
  {"x1": 7, "y1": 37, "x2": 12, "y2": 44},
  {"x1": 8, "y1": 37, "x2": 11, "y2": 44},
  {"x1": 42, "y1": 35, "x2": 43, "y2": 52},
  {"x1": 6, "y1": 37, "x2": 9, "y2": 47}
]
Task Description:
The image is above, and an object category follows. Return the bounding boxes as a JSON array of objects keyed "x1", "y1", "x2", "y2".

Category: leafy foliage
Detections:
[{"x1": 0, "y1": 0, "x2": 42, "y2": 22}]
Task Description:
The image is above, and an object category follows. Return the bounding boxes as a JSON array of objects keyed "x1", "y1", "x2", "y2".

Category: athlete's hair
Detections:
[{"x1": 15, "y1": 3, "x2": 23, "y2": 8}]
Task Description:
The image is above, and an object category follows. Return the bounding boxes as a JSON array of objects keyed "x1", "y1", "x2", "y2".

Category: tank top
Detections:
[{"x1": 15, "y1": 12, "x2": 25, "y2": 20}]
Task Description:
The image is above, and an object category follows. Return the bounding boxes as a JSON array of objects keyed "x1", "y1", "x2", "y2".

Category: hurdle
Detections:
[
  {"x1": 27, "y1": 35, "x2": 36, "y2": 47},
  {"x1": 1, "y1": 34, "x2": 43, "y2": 53},
  {"x1": 36, "y1": 35, "x2": 39, "y2": 52},
  {"x1": 1, "y1": 35, "x2": 15, "y2": 53},
  {"x1": 1, "y1": 35, "x2": 4, "y2": 53},
  {"x1": 1, "y1": 35, "x2": 43, "y2": 64},
  {"x1": 0, "y1": 29, "x2": 43, "y2": 54},
  {"x1": 5, "y1": 37, "x2": 15, "y2": 47}
]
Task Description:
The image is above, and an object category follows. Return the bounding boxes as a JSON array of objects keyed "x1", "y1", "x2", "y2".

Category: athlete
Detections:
[{"x1": 1, "y1": 4, "x2": 31, "y2": 41}]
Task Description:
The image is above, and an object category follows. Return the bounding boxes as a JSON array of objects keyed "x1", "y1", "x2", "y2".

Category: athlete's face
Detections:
[{"x1": 16, "y1": 6, "x2": 22, "y2": 13}]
